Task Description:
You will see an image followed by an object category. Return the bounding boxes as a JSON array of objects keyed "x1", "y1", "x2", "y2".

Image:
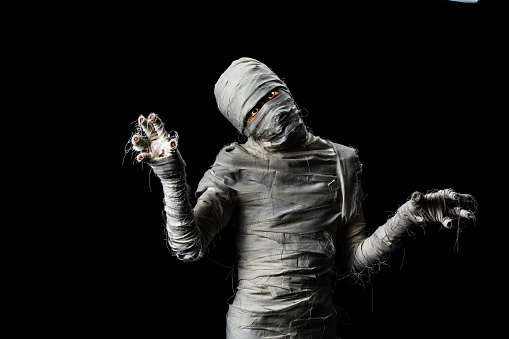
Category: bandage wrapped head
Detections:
[{"x1": 214, "y1": 57, "x2": 306, "y2": 151}]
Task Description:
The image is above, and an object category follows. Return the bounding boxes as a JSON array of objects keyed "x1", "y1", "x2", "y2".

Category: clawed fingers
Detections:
[
  {"x1": 456, "y1": 193, "x2": 474, "y2": 203},
  {"x1": 410, "y1": 188, "x2": 477, "y2": 229},
  {"x1": 440, "y1": 217, "x2": 455, "y2": 229},
  {"x1": 441, "y1": 207, "x2": 475, "y2": 229},
  {"x1": 131, "y1": 134, "x2": 150, "y2": 152},
  {"x1": 136, "y1": 151, "x2": 153, "y2": 163},
  {"x1": 412, "y1": 189, "x2": 475, "y2": 207},
  {"x1": 167, "y1": 140, "x2": 177, "y2": 152},
  {"x1": 148, "y1": 113, "x2": 169, "y2": 141},
  {"x1": 132, "y1": 113, "x2": 175, "y2": 163},
  {"x1": 443, "y1": 188, "x2": 474, "y2": 203},
  {"x1": 138, "y1": 113, "x2": 169, "y2": 141},
  {"x1": 445, "y1": 190, "x2": 477, "y2": 220},
  {"x1": 450, "y1": 207, "x2": 475, "y2": 219},
  {"x1": 138, "y1": 114, "x2": 158, "y2": 140}
]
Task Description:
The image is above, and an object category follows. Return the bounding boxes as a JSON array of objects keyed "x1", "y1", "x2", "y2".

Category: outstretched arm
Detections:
[
  {"x1": 349, "y1": 189, "x2": 476, "y2": 273},
  {"x1": 131, "y1": 113, "x2": 235, "y2": 261}
]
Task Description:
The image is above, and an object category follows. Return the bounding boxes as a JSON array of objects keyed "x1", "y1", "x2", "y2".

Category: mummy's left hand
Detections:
[{"x1": 408, "y1": 189, "x2": 476, "y2": 229}]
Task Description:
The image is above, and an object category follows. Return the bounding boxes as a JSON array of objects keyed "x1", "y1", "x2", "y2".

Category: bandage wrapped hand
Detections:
[
  {"x1": 407, "y1": 189, "x2": 476, "y2": 229},
  {"x1": 131, "y1": 113, "x2": 179, "y2": 165}
]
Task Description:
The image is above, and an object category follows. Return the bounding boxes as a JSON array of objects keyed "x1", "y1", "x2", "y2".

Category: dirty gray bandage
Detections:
[
  {"x1": 150, "y1": 150, "x2": 204, "y2": 261},
  {"x1": 352, "y1": 200, "x2": 421, "y2": 272},
  {"x1": 351, "y1": 188, "x2": 475, "y2": 272},
  {"x1": 214, "y1": 58, "x2": 307, "y2": 154},
  {"x1": 214, "y1": 57, "x2": 290, "y2": 136},
  {"x1": 410, "y1": 189, "x2": 475, "y2": 228},
  {"x1": 194, "y1": 137, "x2": 349, "y2": 339},
  {"x1": 150, "y1": 147, "x2": 234, "y2": 262},
  {"x1": 213, "y1": 58, "x2": 353, "y2": 337}
]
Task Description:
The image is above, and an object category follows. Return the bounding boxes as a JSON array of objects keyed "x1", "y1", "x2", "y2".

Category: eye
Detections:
[
  {"x1": 267, "y1": 91, "x2": 276, "y2": 100},
  {"x1": 247, "y1": 107, "x2": 259, "y2": 122}
]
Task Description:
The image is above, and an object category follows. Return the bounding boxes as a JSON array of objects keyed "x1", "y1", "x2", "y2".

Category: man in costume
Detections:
[{"x1": 130, "y1": 57, "x2": 476, "y2": 338}]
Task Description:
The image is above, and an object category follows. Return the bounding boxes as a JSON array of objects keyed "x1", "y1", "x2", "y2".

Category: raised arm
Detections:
[{"x1": 131, "y1": 113, "x2": 235, "y2": 261}]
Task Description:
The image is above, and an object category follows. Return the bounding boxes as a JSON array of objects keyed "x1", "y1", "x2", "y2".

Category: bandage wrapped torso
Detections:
[{"x1": 201, "y1": 136, "x2": 342, "y2": 338}]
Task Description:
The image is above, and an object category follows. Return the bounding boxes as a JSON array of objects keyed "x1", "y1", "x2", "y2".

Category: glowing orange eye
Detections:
[{"x1": 247, "y1": 108, "x2": 259, "y2": 122}]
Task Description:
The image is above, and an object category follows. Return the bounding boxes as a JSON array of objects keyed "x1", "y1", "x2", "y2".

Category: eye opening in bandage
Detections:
[{"x1": 245, "y1": 87, "x2": 283, "y2": 124}]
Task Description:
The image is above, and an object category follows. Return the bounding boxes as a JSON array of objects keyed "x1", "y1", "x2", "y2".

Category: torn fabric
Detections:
[{"x1": 201, "y1": 135, "x2": 343, "y2": 338}]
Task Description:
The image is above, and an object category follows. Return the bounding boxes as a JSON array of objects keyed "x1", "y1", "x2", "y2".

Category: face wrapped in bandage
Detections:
[{"x1": 214, "y1": 57, "x2": 307, "y2": 151}]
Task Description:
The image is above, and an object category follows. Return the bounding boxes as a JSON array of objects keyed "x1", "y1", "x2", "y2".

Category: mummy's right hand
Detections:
[{"x1": 131, "y1": 113, "x2": 178, "y2": 163}]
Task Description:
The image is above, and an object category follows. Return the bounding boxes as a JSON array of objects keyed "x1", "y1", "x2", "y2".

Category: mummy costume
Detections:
[{"x1": 130, "y1": 57, "x2": 476, "y2": 339}]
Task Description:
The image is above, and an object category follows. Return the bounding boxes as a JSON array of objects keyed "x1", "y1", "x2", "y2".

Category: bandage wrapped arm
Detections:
[
  {"x1": 131, "y1": 113, "x2": 234, "y2": 262},
  {"x1": 331, "y1": 145, "x2": 476, "y2": 273},
  {"x1": 346, "y1": 189, "x2": 476, "y2": 273}
]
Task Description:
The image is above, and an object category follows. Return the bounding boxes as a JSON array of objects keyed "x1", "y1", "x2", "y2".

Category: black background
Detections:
[{"x1": 54, "y1": 2, "x2": 503, "y2": 338}]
